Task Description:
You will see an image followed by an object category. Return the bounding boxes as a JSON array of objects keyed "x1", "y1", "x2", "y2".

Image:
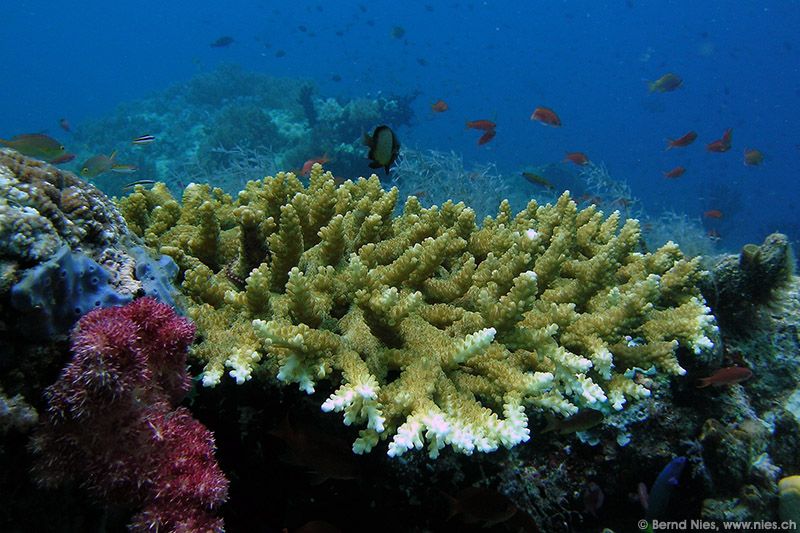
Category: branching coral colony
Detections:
[{"x1": 118, "y1": 164, "x2": 718, "y2": 458}]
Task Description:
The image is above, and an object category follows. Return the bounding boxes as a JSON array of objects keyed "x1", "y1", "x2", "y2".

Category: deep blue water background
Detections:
[{"x1": 3, "y1": 1, "x2": 799, "y2": 252}]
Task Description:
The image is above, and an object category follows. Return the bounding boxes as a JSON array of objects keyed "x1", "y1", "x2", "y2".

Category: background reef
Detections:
[
  {"x1": 67, "y1": 65, "x2": 415, "y2": 199},
  {"x1": 1, "y1": 151, "x2": 799, "y2": 532},
  {"x1": 2, "y1": 1, "x2": 800, "y2": 530}
]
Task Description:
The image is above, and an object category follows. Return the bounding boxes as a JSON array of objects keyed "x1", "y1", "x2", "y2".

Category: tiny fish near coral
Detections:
[{"x1": 696, "y1": 366, "x2": 752, "y2": 388}]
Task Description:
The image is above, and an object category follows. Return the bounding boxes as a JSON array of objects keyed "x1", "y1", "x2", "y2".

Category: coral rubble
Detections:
[{"x1": 119, "y1": 164, "x2": 718, "y2": 458}]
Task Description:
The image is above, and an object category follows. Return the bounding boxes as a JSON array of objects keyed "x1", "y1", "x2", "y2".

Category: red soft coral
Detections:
[{"x1": 32, "y1": 297, "x2": 228, "y2": 532}]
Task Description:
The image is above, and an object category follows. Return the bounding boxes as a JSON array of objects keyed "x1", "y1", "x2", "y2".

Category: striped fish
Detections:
[
  {"x1": 123, "y1": 179, "x2": 156, "y2": 190},
  {"x1": 132, "y1": 134, "x2": 155, "y2": 145}
]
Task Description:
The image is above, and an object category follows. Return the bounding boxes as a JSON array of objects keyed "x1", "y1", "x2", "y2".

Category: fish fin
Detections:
[{"x1": 109, "y1": 150, "x2": 117, "y2": 161}]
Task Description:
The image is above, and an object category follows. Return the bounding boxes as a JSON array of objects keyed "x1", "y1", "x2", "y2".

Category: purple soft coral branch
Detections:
[{"x1": 31, "y1": 297, "x2": 228, "y2": 532}]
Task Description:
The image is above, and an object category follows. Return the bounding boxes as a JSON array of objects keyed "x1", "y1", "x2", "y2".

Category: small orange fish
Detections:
[
  {"x1": 530, "y1": 107, "x2": 561, "y2": 126},
  {"x1": 466, "y1": 119, "x2": 496, "y2": 131},
  {"x1": 665, "y1": 131, "x2": 697, "y2": 150},
  {"x1": 477, "y1": 128, "x2": 496, "y2": 145},
  {"x1": 564, "y1": 152, "x2": 589, "y2": 166},
  {"x1": 707, "y1": 128, "x2": 733, "y2": 152},
  {"x1": 663, "y1": 166, "x2": 686, "y2": 179},
  {"x1": 697, "y1": 366, "x2": 752, "y2": 388},
  {"x1": 703, "y1": 209, "x2": 723, "y2": 219},
  {"x1": 301, "y1": 154, "x2": 330, "y2": 175},
  {"x1": 431, "y1": 100, "x2": 448, "y2": 112},
  {"x1": 743, "y1": 148, "x2": 764, "y2": 166}
]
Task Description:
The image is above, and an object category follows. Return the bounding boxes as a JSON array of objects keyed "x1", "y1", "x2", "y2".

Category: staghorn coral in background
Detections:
[
  {"x1": 31, "y1": 297, "x2": 228, "y2": 532},
  {"x1": 119, "y1": 164, "x2": 718, "y2": 459}
]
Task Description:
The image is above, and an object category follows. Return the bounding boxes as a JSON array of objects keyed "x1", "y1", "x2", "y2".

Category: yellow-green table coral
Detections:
[{"x1": 117, "y1": 164, "x2": 717, "y2": 458}]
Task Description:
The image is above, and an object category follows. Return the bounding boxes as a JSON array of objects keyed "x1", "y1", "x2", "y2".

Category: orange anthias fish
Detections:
[
  {"x1": 0, "y1": 133, "x2": 67, "y2": 162},
  {"x1": 564, "y1": 152, "x2": 589, "y2": 166},
  {"x1": 707, "y1": 128, "x2": 733, "y2": 152},
  {"x1": 697, "y1": 366, "x2": 753, "y2": 388},
  {"x1": 301, "y1": 154, "x2": 330, "y2": 175},
  {"x1": 466, "y1": 119, "x2": 496, "y2": 131},
  {"x1": 703, "y1": 209, "x2": 723, "y2": 219},
  {"x1": 663, "y1": 166, "x2": 686, "y2": 179},
  {"x1": 477, "y1": 128, "x2": 496, "y2": 145},
  {"x1": 665, "y1": 131, "x2": 697, "y2": 150},
  {"x1": 431, "y1": 100, "x2": 448, "y2": 112},
  {"x1": 743, "y1": 148, "x2": 764, "y2": 166},
  {"x1": 648, "y1": 73, "x2": 683, "y2": 93},
  {"x1": 530, "y1": 107, "x2": 561, "y2": 126}
]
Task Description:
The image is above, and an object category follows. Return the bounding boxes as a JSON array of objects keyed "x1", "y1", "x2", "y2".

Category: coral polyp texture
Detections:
[
  {"x1": 31, "y1": 297, "x2": 228, "y2": 532},
  {"x1": 118, "y1": 164, "x2": 717, "y2": 458}
]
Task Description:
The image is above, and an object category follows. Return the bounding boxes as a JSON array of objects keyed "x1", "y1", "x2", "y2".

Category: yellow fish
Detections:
[
  {"x1": 648, "y1": 72, "x2": 683, "y2": 93},
  {"x1": 80, "y1": 151, "x2": 137, "y2": 178},
  {"x1": 0, "y1": 133, "x2": 67, "y2": 162}
]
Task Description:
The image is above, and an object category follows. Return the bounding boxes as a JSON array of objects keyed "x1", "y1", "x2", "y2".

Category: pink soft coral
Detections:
[{"x1": 32, "y1": 297, "x2": 228, "y2": 532}]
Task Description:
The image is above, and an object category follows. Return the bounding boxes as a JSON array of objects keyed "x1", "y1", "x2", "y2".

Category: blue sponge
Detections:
[
  {"x1": 129, "y1": 246, "x2": 180, "y2": 309},
  {"x1": 10, "y1": 246, "x2": 132, "y2": 337}
]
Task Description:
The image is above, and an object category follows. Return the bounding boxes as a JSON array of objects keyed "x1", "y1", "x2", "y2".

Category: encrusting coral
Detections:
[{"x1": 118, "y1": 164, "x2": 718, "y2": 457}]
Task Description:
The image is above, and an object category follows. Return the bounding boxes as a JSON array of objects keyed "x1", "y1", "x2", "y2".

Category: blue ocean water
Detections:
[{"x1": 3, "y1": 0, "x2": 799, "y2": 252}]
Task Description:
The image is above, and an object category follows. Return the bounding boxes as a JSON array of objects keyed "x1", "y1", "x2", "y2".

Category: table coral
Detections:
[{"x1": 118, "y1": 164, "x2": 718, "y2": 457}]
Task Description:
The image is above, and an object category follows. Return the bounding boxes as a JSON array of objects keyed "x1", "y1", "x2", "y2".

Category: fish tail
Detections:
[{"x1": 696, "y1": 378, "x2": 711, "y2": 388}]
